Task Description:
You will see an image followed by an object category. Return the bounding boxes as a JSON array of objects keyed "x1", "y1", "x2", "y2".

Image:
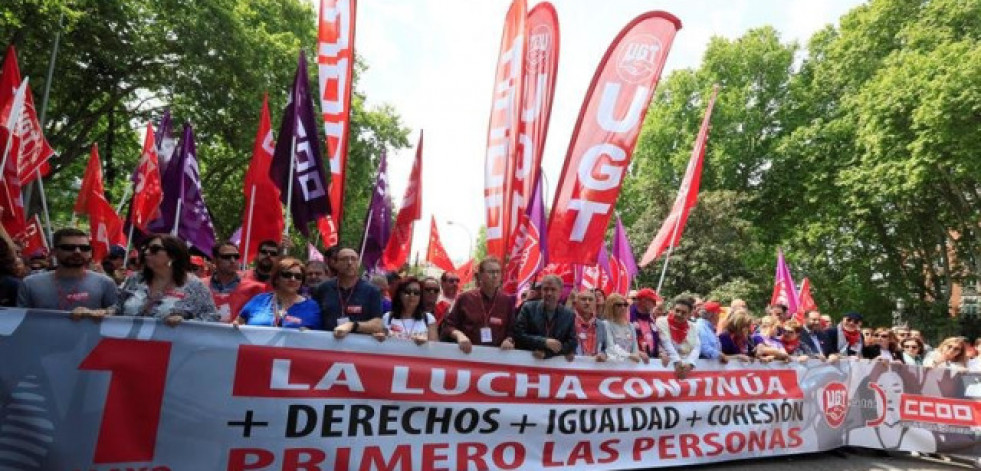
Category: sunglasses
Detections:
[
  {"x1": 145, "y1": 245, "x2": 167, "y2": 254},
  {"x1": 259, "y1": 249, "x2": 279, "y2": 256},
  {"x1": 218, "y1": 253, "x2": 241, "y2": 261},
  {"x1": 279, "y1": 272, "x2": 303, "y2": 281},
  {"x1": 424, "y1": 287, "x2": 440, "y2": 293},
  {"x1": 402, "y1": 289, "x2": 422, "y2": 296},
  {"x1": 58, "y1": 243, "x2": 92, "y2": 252},
  {"x1": 614, "y1": 302, "x2": 629, "y2": 308},
  {"x1": 444, "y1": 278, "x2": 460, "y2": 284}
]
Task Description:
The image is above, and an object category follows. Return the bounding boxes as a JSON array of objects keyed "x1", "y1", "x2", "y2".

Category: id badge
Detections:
[
  {"x1": 480, "y1": 327, "x2": 493, "y2": 343},
  {"x1": 337, "y1": 316, "x2": 350, "y2": 326}
]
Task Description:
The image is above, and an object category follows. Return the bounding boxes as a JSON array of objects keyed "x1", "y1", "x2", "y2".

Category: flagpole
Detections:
[
  {"x1": 241, "y1": 184, "x2": 257, "y2": 271},
  {"x1": 21, "y1": 11, "x2": 63, "y2": 218},
  {"x1": 116, "y1": 183, "x2": 132, "y2": 215},
  {"x1": 358, "y1": 208, "x2": 373, "y2": 262},
  {"x1": 35, "y1": 169, "x2": 53, "y2": 243},
  {"x1": 282, "y1": 132, "x2": 297, "y2": 239},
  {"x1": 123, "y1": 224, "x2": 135, "y2": 278},
  {"x1": 171, "y1": 198, "x2": 182, "y2": 237},
  {"x1": 655, "y1": 210, "x2": 685, "y2": 294}
]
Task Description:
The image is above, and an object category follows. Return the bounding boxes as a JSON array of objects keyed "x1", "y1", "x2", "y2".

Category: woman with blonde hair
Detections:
[
  {"x1": 596, "y1": 293, "x2": 648, "y2": 363},
  {"x1": 718, "y1": 310, "x2": 754, "y2": 362},
  {"x1": 924, "y1": 337, "x2": 969, "y2": 370},
  {"x1": 751, "y1": 315, "x2": 791, "y2": 361}
]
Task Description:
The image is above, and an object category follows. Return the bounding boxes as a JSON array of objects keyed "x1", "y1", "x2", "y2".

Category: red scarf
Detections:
[
  {"x1": 576, "y1": 314, "x2": 598, "y2": 355},
  {"x1": 783, "y1": 338, "x2": 800, "y2": 355},
  {"x1": 843, "y1": 327, "x2": 861, "y2": 347},
  {"x1": 668, "y1": 315, "x2": 689, "y2": 345}
]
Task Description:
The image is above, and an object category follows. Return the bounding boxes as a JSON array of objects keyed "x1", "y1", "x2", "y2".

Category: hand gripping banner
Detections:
[
  {"x1": 547, "y1": 12, "x2": 681, "y2": 265},
  {"x1": 0, "y1": 309, "x2": 977, "y2": 470}
]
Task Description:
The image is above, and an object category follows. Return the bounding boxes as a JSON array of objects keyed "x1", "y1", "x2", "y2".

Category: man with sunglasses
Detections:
[
  {"x1": 818, "y1": 311, "x2": 864, "y2": 358},
  {"x1": 434, "y1": 271, "x2": 461, "y2": 322},
  {"x1": 203, "y1": 241, "x2": 267, "y2": 322},
  {"x1": 17, "y1": 228, "x2": 118, "y2": 311},
  {"x1": 247, "y1": 240, "x2": 281, "y2": 284}
]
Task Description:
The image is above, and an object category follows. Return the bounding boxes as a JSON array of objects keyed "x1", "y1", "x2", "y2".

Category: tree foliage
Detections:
[{"x1": 0, "y1": 0, "x2": 409, "y2": 249}]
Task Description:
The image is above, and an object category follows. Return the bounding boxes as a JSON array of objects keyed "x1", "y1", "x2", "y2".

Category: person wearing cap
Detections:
[
  {"x1": 696, "y1": 300, "x2": 725, "y2": 361},
  {"x1": 818, "y1": 312, "x2": 865, "y2": 358},
  {"x1": 632, "y1": 288, "x2": 663, "y2": 361}
]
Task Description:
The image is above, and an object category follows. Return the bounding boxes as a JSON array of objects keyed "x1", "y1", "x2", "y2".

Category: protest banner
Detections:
[{"x1": 0, "y1": 309, "x2": 977, "y2": 470}]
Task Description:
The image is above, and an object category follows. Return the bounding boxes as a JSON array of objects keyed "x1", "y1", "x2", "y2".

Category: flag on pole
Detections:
[
  {"x1": 74, "y1": 144, "x2": 106, "y2": 215},
  {"x1": 610, "y1": 214, "x2": 638, "y2": 295},
  {"x1": 639, "y1": 85, "x2": 718, "y2": 267},
  {"x1": 797, "y1": 277, "x2": 817, "y2": 322},
  {"x1": 0, "y1": 46, "x2": 53, "y2": 185},
  {"x1": 381, "y1": 132, "x2": 423, "y2": 271},
  {"x1": 361, "y1": 150, "x2": 391, "y2": 272},
  {"x1": 483, "y1": 0, "x2": 526, "y2": 260},
  {"x1": 129, "y1": 123, "x2": 163, "y2": 231},
  {"x1": 426, "y1": 216, "x2": 455, "y2": 273},
  {"x1": 547, "y1": 12, "x2": 681, "y2": 265},
  {"x1": 14, "y1": 214, "x2": 46, "y2": 257},
  {"x1": 154, "y1": 110, "x2": 177, "y2": 177},
  {"x1": 270, "y1": 51, "x2": 331, "y2": 237},
  {"x1": 0, "y1": 121, "x2": 25, "y2": 236},
  {"x1": 73, "y1": 144, "x2": 125, "y2": 262},
  {"x1": 770, "y1": 249, "x2": 800, "y2": 316},
  {"x1": 149, "y1": 123, "x2": 217, "y2": 256},
  {"x1": 457, "y1": 258, "x2": 476, "y2": 286},
  {"x1": 241, "y1": 95, "x2": 283, "y2": 264},
  {"x1": 502, "y1": 177, "x2": 547, "y2": 295},
  {"x1": 307, "y1": 242, "x2": 325, "y2": 262},
  {"x1": 317, "y1": 0, "x2": 357, "y2": 246}
]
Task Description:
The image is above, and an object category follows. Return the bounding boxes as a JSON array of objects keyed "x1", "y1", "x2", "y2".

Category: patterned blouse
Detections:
[{"x1": 117, "y1": 273, "x2": 219, "y2": 322}]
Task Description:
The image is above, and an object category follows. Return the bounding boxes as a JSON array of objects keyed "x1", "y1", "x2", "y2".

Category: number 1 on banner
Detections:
[{"x1": 79, "y1": 338, "x2": 172, "y2": 464}]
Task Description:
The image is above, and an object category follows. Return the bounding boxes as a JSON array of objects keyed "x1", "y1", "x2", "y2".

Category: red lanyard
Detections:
[{"x1": 478, "y1": 290, "x2": 499, "y2": 327}]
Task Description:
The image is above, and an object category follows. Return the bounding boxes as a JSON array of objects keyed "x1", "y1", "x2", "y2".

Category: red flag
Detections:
[
  {"x1": 504, "y1": 2, "x2": 558, "y2": 257},
  {"x1": 639, "y1": 85, "x2": 718, "y2": 267},
  {"x1": 426, "y1": 216, "x2": 455, "y2": 273},
  {"x1": 13, "y1": 214, "x2": 46, "y2": 257},
  {"x1": 130, "y1": 123, "x2": 163, "y2": 231},
  {"x1": 89, "y1": 194, "x2": 125, "y2": 263},
  {"x1": 317, "y1": 0, "x2": 357, "y2": 245},
  {"x1": 241, "y1": 95, "x2": 284, "y2": 264},
  {"x1": 483, "y1": 0, "x2": 526, "y2": 260},
  {"x1": 0, "y1": 125, "x2": 24, "y2": 236},
  {"x1": 74, "y1": 144, "x2": 105, "y2": 214},
  {"x1": 797, "y1": 277, "x2": 817, "y2": 321},
  {"x1": 547, "y1": 12, "x2": 681, "y2": 265},
  {"x1": 456, "y1": 258, "x2": 475, "y2": 286},
  {"x1": 0, "y1": 46, "x2": 54, "y2": 185},
  {"x1": 382, "y1": 132, "x2": 423, "y2": 270}
]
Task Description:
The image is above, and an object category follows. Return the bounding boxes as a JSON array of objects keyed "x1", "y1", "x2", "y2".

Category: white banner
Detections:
[{"x1": 0, "y1": 309, "x2": 978, "y2": 470}]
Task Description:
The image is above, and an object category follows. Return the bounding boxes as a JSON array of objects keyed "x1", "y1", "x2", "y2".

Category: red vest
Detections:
[{"x1": 203, "y1": 274, "x2": 269, "y2": 322}]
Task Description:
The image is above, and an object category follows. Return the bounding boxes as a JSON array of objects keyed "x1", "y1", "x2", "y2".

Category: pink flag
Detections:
[
  {"x1": 770, "y1": 249, "x2": 800, "y2": 316},
  {"x1": 307, "y1": 243, "x2": 325, "y2": 262}
]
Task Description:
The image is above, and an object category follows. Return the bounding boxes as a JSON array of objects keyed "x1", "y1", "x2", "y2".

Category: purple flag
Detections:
[
  {"x1": 229, "y1": 226, "x2": 242, "y2": 246},
  {"x1": 270, "y1": 51, "x2": 331, "y2": 236},
  {"x1": 771, "y1": 249, "x2": 800, "y2": 314},
  {"x1": 148, "y1": 123, "x2": 217, "y2": 255},
  {"x1": 361, "y1": 150, "x2": 391, "y2": 272},
  {"x1": 610, "y1": 214, "x2": 638, "y2": 294}
]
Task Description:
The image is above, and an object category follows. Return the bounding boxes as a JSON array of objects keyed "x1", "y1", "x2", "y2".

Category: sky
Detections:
[{"x1": 347, "y1": 0, "x2": 865, "y2": 264}]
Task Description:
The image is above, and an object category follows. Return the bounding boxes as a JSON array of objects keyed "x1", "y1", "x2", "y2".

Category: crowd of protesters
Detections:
[{"x1": 1, "y1": 227, "x2": 979, "y2": 376}]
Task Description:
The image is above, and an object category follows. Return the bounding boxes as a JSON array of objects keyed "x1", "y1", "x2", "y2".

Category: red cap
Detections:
[
  {"x1": 703, "y1": 301, "x2": 721, "y2": 314},
  {"x1": 636, "y1": 288, "x2": 661, "y2": 303},
  {"x1": 190, "y1": 255, "x2": 205, "y2": 267}
]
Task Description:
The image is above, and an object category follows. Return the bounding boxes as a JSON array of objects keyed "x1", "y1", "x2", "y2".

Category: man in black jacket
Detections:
[
  {"x1": 818, "y1": 311, "x2": 864, "y2": 358},
  {"x1": 514, "y1": 275, "x2": 577, "y2": 360},
  {"x1": 798, "y1": 309, "x2": 826, "y2": 358}
]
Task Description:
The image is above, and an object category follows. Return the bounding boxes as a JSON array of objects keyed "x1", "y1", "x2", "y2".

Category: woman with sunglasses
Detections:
[
  {"x1": 377, "y1": 277, "x2": 437, "y2": 345},
  {"x1": 901, "y1": 337, "x2": 926, "y2": 366},
  {"x1": 597, "y1": 293, "x2": 649, "y2": 363},
  {"x1": 862, "y1": 327, "x2": 903, "y2": 362},
  {"x1": 924, "y1": 337, "x2": 969, "y2": 370},
  {"x1": 236, "y1": 257, "x2": 321, "y2": 330},
  {"x1": 112, "y1": 234, "x2": 218, "y2": 326}
]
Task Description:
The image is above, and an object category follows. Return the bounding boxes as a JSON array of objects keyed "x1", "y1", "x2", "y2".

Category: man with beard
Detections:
[
  {"x1": 247, "y1": 240, "x2": 280, "y2": 285},
  {"x1": 819, "y1": 312, "x2": 864, "y2": 358},
  {"x1": 799, "y1": 309, "x2": 827, "y2": 358},
  {"x1": 313, "y1": 247, "x2": 383, "y2": 337},
  {"x1": 17, "y1": 228, "x2": 118, "y2": 310},
  {"x1": 420, "y1": 277, "x2": 441, "y2": 320},
  {"x1": 203, "y1": 241, "x2": 267, "y2": 322},
  {"x1": 514, "y1": 274, "x2": 577, "y2": 360},
  {"x1": 434, "y1": 271, "x2": 461, "y2": 321}
]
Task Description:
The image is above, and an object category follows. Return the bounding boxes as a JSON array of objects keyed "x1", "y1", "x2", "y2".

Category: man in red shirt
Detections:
[
  {"x1": 434, "y1": 271, "x2": 461, "y2": 321},
  {"x1": 442, "y1": 257, "x2": 516, "y2": 353},
  {"x1": 203, "y1": 241, "x2": 267, "y2": 322}
]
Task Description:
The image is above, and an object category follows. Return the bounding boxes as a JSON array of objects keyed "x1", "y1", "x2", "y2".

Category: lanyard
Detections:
[
  {"x1": 478, "y1": 290, "x2": 499, "y2": 327},
  {"x1": 336, "y1": 282, "x2": 357, "y2": 317}
]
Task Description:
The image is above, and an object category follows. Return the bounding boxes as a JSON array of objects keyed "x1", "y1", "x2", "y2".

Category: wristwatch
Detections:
[{"x1": 351, "y1": 321, "x2": 360, "y2": 333}]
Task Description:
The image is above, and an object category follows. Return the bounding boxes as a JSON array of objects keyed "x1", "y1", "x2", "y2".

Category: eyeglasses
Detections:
[
  {"x1": 279, "y1": 272, "x2": 303, "y2": 281},
  {"x1": 259, "y1": 249, "x2": 279, "y2": 257},
  {"x1": 876, "y1": 334, "x2": 890, "y2": 338},
  {"x1": 402, "y1": 289, "x2": 421, "y2": 296},
  {"x1": 903, "y1": 344, "x2": 919, "y2": 349},
  {"x1": 218, "y1": 253, "x2": 241, "y2": 260},
  {"x1": 145, "y1": 245, "x2": 166, "y2": 254},
  {"x1": 614, "y1": 302, "x2": 630, "y2": 308},
  {"x1": 58, "y1": 244, "x2": 92, "y2": 252},
  {"x1": 444, "y1": 278, "x2": 460, "y2": 284},
  {"x1": 424, "y1": 287, "x2": 440, "y2": 294}
]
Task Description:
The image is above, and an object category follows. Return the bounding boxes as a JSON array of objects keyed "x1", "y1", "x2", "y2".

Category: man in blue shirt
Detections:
[
  {"x1": 312, "y1": 247, "x2": 383, "y2": 337},
  {"x1": 696, "y1": 300, "x2": 725, "y2": 362}
]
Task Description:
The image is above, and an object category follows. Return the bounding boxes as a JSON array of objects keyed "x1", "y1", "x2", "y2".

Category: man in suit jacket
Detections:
[
  {"x1": 798, "y1": 309, "x2": 826, "y2": 358},
  {"x1": 514, "y1": 274, "x2": 578, "y2": 360},
  {"x1": 818, "y1": 311, "x2": 865, "y2": 358}
]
